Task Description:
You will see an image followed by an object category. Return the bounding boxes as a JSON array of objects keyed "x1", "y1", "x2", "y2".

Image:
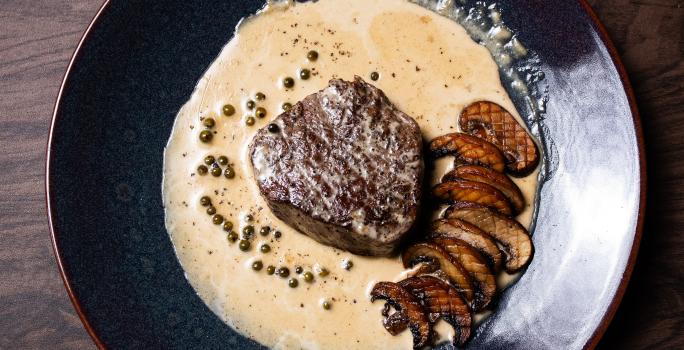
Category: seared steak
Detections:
[{"x1": 249, "y1": 77, "x2": 423, "y2": 256}]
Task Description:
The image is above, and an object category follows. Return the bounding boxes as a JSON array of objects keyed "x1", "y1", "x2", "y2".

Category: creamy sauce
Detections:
[{"x1": 162, "y1": 0, "x2": 540, "y2": 348}]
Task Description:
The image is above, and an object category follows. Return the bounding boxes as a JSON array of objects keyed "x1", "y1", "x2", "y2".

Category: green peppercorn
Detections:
[
  {"x1": 245, "y1": 116, "x2": 256, "y2": 126},
  {"x1": 223, "y1": 104, "x2": 236, "y2": 116},
  {"x1": 197, "y1": 165, "x2": 208, "y2": 176},
  {"x1": 370, "y1": 71, "x2": 380, "y2": 81},
  {"x1": 227, "y1": 232, "x2": 239, "y2": 242},
  {"x1": 242, "y1": 225, "x2": 254, "y2": 237},
  {"x1": 204, "y1": 155, "x2": 216, "y2": 165},
  {"x1": 266, "y1": 265, "x2": 276, "y2": 275},
  {"x1": 307, "y1": 50, "x2": 319, "y2": 61},
  {"x1": 283, "y1": 77, "x2": 295, "y2": 88},
  {"x1": 274, "y1": 231, "x2": 282, "y2": 239},
  {"x1": 255, "y1": 107, "x2": 267, "y2": 119},
  {"x1": 206, "y1": 206, "x2": 216, "y2": 215},
  {"x1": 200, "y1": 196, "x2": 211, "y2": 207},
  {"x1": 322, "y1": 300, "x2": 331, "y2": 310},
  {"x1": 203, "y1": 118, "x2": 216, "y2": 128},
  {"x1": 282, "y1": 102, "x2": 292, "y2": 111},
  {"x1": 199, "y1": 130, "x2": 213, "y2": 143},
  {"x1": 295, "y1": 266, "x2": 303, "y2": 274},
  {"x1": 260, "y1": 244, "x2": 271, "y2": 253},
  {"x1": 252, "y1": 260, "x2": 263, "y2": 271},
  {"x1": 343, "y1": 260, "x2": 354, "y2": 270},
  {"x1": 246, "y1": 100, "x2": 256, "y2": 110},
  {"x1": 259, "y1": 226, "x2": 271, "y2": 236},
  {"x1": 299, "y1": 69, "x2": 311, "y2": 80},
  {"x1": 212, "y1": 214, "x2": 224, "y2": 225},
  {"x1": 277, "y1": 267, "x2": 290, "y2": 278},
  {"x1": 239, "y1": 240, "x2": 250, "y2": 251},
  {"x1": 223, "y1": 221, "x2": 234, "y2": 232},
  {"x1": 255, "y1": 92, "x2": 266, "y2": 101},
  {"x1": 224, "y1": 167, "x2": 235, "y2": 179},
  {"x1": 303, "y1": 272, "x2": 314, "y2": 282},
  {"x1": 288, "y1": 278, "x2": 299, "y2": 288},
  {"x1": 318, "y1": 268, "x2": 330, "y2": 277},
  {"x1": 210, "y1": 166, "x2": 222, "y2": 177},
  {"x1": 217, "y1": 156, "x2": 229, "y2": 166}
]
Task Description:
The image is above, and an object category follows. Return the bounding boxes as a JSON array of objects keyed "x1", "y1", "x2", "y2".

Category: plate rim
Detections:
[{"x1": 45, "y1": 1, "x2": 647, "y2": 349}]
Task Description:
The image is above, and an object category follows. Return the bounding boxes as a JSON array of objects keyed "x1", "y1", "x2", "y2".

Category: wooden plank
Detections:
[{"x1": 0, "y1": 1, "x2": 102, "y2": 349}]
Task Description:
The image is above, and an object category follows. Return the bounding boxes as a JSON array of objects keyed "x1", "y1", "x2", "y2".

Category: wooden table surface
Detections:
[{"x1": 0, "y1": 0, "x2": 681, "y2": 349}]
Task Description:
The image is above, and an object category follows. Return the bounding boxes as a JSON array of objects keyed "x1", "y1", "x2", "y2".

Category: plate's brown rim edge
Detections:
[
  {"x1": 575, "y1": 0, "x2": 647, "y2": 349},
  {"x1": 44, "y1": 1, "x2": 647, "y2": 350},
  {"x1": 46, "y1": 0, "x2": 111, "y2": 349}
]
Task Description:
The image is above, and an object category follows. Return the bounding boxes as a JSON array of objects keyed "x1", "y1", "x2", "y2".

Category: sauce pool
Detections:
[{"x1": 162, "y1": 0, "x2": 540, "y2": 348}]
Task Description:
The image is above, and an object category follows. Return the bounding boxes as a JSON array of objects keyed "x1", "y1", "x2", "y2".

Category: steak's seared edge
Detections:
[{"x1": 249, "y1": 77, "x2": 424, "y2": 256}]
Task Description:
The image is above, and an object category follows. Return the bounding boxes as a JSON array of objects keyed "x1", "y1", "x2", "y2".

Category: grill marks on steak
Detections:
[{"x1": 249, "y1": 77, "x2": 423, "y2": 256}]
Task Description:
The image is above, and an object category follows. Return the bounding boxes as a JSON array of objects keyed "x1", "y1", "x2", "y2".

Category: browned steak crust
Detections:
[{"x1": 249, "y1": 77, "x2": 424, "y2": 256}]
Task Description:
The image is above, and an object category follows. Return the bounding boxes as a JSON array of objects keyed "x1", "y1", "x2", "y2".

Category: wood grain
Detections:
[
  {"x1": 0, "y1": 0, "x2": 681, "y2": 349},
  {"x1": 0, "y1": 1, "x2": 102, "y2": 349}
]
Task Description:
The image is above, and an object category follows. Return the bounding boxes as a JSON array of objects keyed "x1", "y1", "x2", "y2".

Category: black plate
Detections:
[{"x1": 47, "y1": 0, "x2": 645, "y2": 349}]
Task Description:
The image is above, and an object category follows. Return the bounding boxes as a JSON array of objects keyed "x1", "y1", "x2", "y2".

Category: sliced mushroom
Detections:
[
  {"x1": 459, "y1": 101, "x2": 540, "y2": 176},
  {"x1": 371, "y1": 281, "x2": 432, "y2": 348},
  {"x1": 402, "y1": 242, "x2": 475, "y2": 303},
  {"x1": 429, "y1": 133, "x2": 506, "y2": 173},
  {"x1": 443, "y1": 165, "x2": 525, "y2": 213},
  {"x1": 430, "y1": 237, "x2": 497, "y2": 311},
  {"x1": 399, "y1": 276, "x2": 472, "y2": 346},
  {"x1": 445, "y1": 202, "x2": 534, "y2": 272},
  {"x1": 381, "y1": 304, "x2": 410, "y2": 336},
  {"x1": 430, "y1": 218, "x2": 503, "y2": 273},
  {"x1": 433, "y1": 180, "x2": 513, "y2": 216}
]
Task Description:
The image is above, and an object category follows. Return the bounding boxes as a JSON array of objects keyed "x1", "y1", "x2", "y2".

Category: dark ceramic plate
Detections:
[{"x1": 47, "y1": 0, "x2": 645, "y2": 349}]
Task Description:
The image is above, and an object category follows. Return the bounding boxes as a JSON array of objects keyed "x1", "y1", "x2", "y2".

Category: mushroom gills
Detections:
[
  {"x1": 402, "y1": 242, "x2": 476, "y2": 303},
  {"x1": 399, "y1": 276, "x2": 473, "y2": 346},
  {"x1": 429, "y1": 218, "x2": 503, "y2": 273},
  {"x1": 433, "y1": 180, "x2": 513, "y2": 216},
  {"x1": 445, "y1": 202, "x2": 534, "y2": 272},
  {"x1": 430, "y1": 237, "x2": 497, "y2": 311},
  {"x1": 370, "y1": 281, "x2": 432, "y2": 349},
  {"x1": 443, "y1": 165, "x2": 525, "y2": 213},
  {"x1": 429, "y1": 132, "x2": 506, "y2": 173}
]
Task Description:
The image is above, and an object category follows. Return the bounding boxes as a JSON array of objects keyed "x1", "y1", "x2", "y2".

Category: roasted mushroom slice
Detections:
[
  {"x1": 459, "y1": 101, "x2": 540, "y2": 176},
  {"x1": 370, "y1": 282, "x2": 432, "y2": 348},
  {"x1": 429, "y1": 133, "x2": 506, "y2": 173},
  {"x1": 433, "y1": 180, "x2": 513, "y2": 216},
  {"x1": 445, "y1": 202, "x2": 534, "y2": 272},
  {"x1": 381, "y1": 304, "x2": 410, "y2": 336},
  {"x1": 430, "y1": 218, "x2": 503, "y2": 273},
  {"x1": 402, "y1": 243, "x2": 475, "y2": 302},
  {"x1": 399, "y1": 276, "x2": 472, "y2": 346},
  {"x1": 430, "y1": 237, "x2": 497, "y2": 311},
  {"x1": 443, "y1": 165, "x2": 525, "y2": 213}
]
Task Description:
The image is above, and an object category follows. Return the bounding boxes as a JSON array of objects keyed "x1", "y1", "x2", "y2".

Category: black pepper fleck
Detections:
[{"x1": 268, "y1": 123, "x2": 280, "y2": 133}]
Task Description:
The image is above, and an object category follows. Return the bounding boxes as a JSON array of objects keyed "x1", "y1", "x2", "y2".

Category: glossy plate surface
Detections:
[{"x1": 47, "y1": 0, "x2": 644, "y2": 349}]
